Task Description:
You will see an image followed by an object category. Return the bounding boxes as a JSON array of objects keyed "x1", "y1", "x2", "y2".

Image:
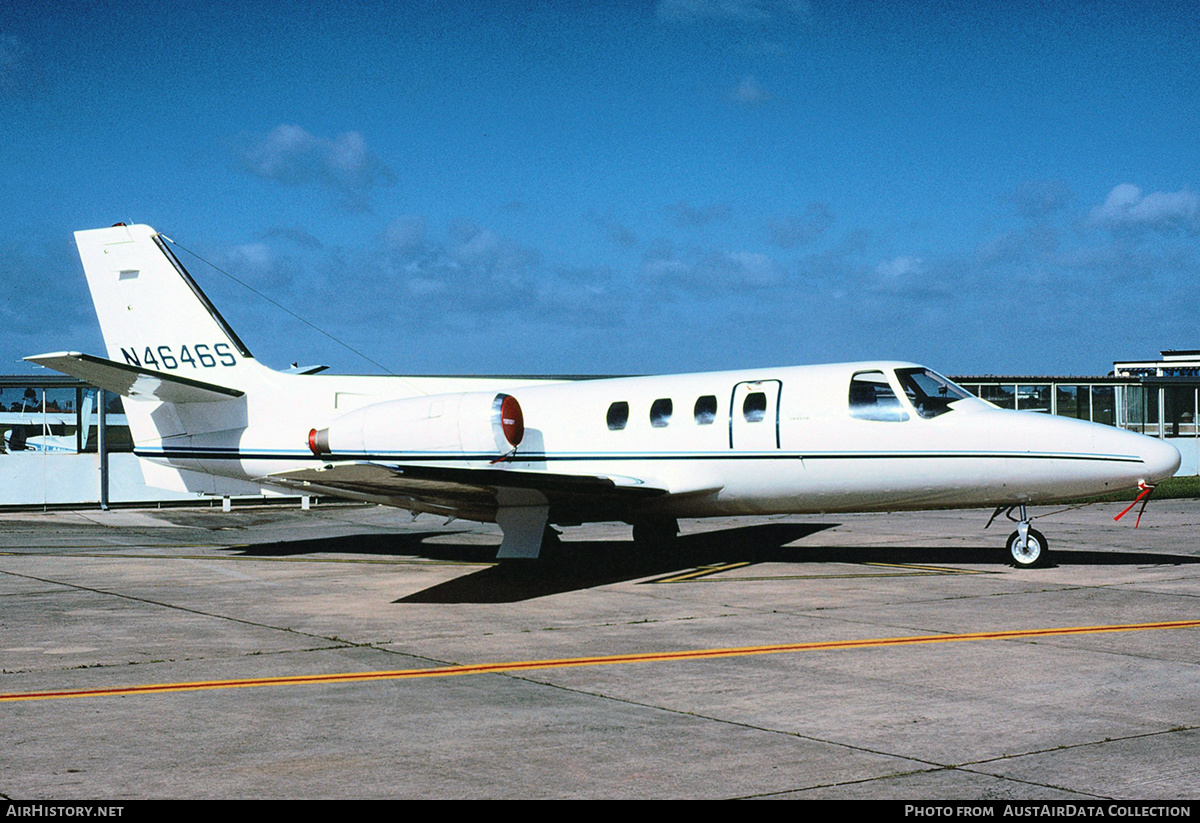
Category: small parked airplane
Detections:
[
  {"x1": 2, "y1": 392, "x2": 94, "y2": 454},
  {"x1": 27, "y1": 224, "x2": 1180, "y2": 567}
]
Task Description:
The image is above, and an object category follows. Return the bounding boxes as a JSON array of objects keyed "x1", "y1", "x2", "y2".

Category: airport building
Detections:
[
  {"x1": 3, "y1": 356, "x2": 1199, "y2": 508},
  {"x1": 0, "y1": 373, "x2": 292, "y2": 509},
  {"x1": 1112, "y1": 348, "x2": 1200, "y2": 378}
]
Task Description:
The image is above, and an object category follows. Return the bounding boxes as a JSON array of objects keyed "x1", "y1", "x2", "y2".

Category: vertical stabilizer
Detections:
[
  {"x1": 74, "y1": 224, "x2": 270, "y2": 392},
  {"x1": 71, "y1": 224, "x2": 274, "y2": 451}
]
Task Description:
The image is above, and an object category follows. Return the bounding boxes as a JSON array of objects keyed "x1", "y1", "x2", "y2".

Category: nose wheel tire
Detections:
[{"x1": 1007, "y1": 527, "x2": 1048, "y2": 568}]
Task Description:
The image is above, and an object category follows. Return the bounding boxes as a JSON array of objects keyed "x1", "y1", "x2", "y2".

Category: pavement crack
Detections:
[
  {"x1": 493, "y1": 671, "x2": 956, "y2": 770},
  {"x1": 0, "y1": 568, "x2": 356, "y2": 647},
  {"x1": 958, "y1": 724, "x2": 1200, "y2": 769}
]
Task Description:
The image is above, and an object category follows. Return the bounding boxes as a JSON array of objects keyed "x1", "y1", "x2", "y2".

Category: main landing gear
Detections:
[
  {"x1": 632, "y1": 517, "x2": 679, "y2": 555},
  {"x1": 988, "y1": 504, "x2": 1050, "y2": 568}
]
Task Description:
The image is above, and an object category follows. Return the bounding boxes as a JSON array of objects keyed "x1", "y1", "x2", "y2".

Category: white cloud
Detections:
[
  {"x1": 641, "y1": 252, "x2": 692, "y2": 282},
  {"x1": 656, "y1": 0, "x2": 810, "y2": 24},
  {"x1": 452, "y1": 227, "x2": 502, "y2": 267},
  {"x1": 656, "y1": 0, "x2": 811, "y2": 62},
  {"x1": 218, "y1": 241, "x2": 301, "y2": 292},
  {"x1": 1009, "y1": 180, "x2": 1073, "y2": 219},
  {"x1": 402, "y1": 270, "x2": 448, "y2": 298},
  {"x1": 875, "y1": 256, "x2": 924, "y2": 279},
  {"x1": 591, "y1": 214, "x2": 640, "y2": 249},
  {"x1": 766, "y1": 203, "x2": 834, "y2": 247},
  {"x1": 641, "y1": 245, "x2": 783, "y2": 289},
  {"x1": 668, "y1": 200, "x2": 732, "y2": 227},
  {"x1": 238, "y1": 125, "x2": 394, "y2": 210},
  {"x1": 385, "y1": 215, "x2": 427, "y2": 251},
  {"x1": 259, "y1": 227, "x2": 323, "y2": 249},
  {"x1": 708, "y1": 251, "x2": 785, "y2": 286},
  {"x1": 1089, "y1": 184, "x2": 1200, "y2": 234},
  {"x1": 229, "y1": 242, "x2": 273, "y2": 269},
  {"x1": 0, "y1": 33, "x2": 36, "y2": 95},
  {"x1": 729, "y1": 75, "x2": 772, "y2": 106}
]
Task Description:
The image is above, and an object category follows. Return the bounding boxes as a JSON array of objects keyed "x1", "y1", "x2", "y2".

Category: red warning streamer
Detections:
[{"x1": 1114, "y1": 482, "x2": 1155, "y2": 528}]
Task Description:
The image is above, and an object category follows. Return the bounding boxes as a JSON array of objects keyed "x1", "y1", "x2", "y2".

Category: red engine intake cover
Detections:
[{"x1": 500, "y1": 395, "x2": 524, "y2": 447}]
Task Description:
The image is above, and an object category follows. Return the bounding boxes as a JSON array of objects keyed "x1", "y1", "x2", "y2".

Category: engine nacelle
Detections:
[{"x1": 308, "y1": 392, "x2": 524, "y2": 458}]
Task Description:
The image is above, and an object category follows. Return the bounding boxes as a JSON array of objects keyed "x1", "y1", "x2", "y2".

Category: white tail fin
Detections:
[
  {"x1": 52, "y1": 224, "x2": 279, "y2": 449},
  {"x1": 73, "y1": 224, "x2": 273, "y2": 393}
]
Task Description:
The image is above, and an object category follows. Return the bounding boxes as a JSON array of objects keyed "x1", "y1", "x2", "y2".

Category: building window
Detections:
[
  {"x1": 1017, "y1": 384, "x2": 1052, "y2": 414},
  {"x1": 1124, "y1": 385, "x2": 1159, "y2": 434},
  {"x1": 979, "y1": 384, "x2": 1016, "y2": 410},
  {"x1": 1164, "y1": 386, "x2": 1197, "y2": 436},
  {"x1": 1056, "y1": 385, "x2": 1089, "y2": 420},
  {"x1": 1092, "y1": 386, "x2": 1115, "y2": 426}
]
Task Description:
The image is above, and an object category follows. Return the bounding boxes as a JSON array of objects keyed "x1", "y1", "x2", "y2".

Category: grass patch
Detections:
[{"x1": 1080, "y1": 475, "x2": 1200, "y2": 503}]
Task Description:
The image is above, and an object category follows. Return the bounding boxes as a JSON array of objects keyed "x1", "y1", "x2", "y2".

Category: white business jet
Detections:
[{"x1": 27, "y1": 224, "x2": 1180, "y2": 567}]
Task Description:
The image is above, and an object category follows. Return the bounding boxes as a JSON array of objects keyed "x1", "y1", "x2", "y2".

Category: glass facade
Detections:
[
  {"x1": 1, "y1": 381, "x2": 131, "y2": 455},
  {"x1": 976, "y1": 384, "x2": 1015, "y2": 409},
  {"x1": 1017, "y1": 384, "x2": 1052, "y2": 414},
  {"x1": 1092, "y1": 386, "x2": 1116, "y2": 426},
  {"x1": 1123, "y1": 385, "x2": 1159, "y2": 434},
  {"x1": 1163, "y1": 386, "x2": 1196, "y2": 437},
  {"x1": 954, "y1": 378, "x2": 1199, "y2": 438},
  {"x1": 1054, "y1": 385, "x2": 1087, "y2": 420}
]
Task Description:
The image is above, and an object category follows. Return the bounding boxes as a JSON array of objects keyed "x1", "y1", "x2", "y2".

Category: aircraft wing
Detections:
[
  {"x1": 25, "y1": 352, "x2": 243, "y2": 404},
  {"x1": 264, "y1": 461, "x2": 670, "y2": 523}
]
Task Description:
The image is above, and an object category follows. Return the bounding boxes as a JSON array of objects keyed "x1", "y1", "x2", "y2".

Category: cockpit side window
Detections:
[
  {"x1": 849, "y1": 371, "x2": 910, "y2": 422},
  {"x1": 895, "y1": 368, "x2": 974, "y2": 419}
]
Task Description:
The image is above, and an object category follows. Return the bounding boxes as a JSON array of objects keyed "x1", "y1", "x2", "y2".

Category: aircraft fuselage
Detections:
[{"x1": 134, "y1": 360, "x2": 1180, "y2": 524}]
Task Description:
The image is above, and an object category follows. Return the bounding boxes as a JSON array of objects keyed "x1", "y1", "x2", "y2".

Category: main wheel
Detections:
[
  {"x1": 540, "y1": 525, "x2": 563, "y2": 561},
  {"x1": 632, "y1": 518, "x2": 679, "y2": 552},
  {"x1": 1006, "y1": 527, "x2": 1048, "y2": 568}
]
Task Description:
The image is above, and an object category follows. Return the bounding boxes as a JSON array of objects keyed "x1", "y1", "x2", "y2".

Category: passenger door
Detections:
[{"x1": 730, "y1": 380, "x2": 781, "y2": 450}]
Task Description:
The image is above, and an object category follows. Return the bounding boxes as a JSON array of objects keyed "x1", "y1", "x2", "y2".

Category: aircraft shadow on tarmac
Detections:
[{"x1": 227, "y1": 522, "x2": 1200, "y2": 604}]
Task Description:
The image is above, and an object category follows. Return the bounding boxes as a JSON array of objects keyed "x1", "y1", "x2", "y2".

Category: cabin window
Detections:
[
  {"x1": 742, "y1": 392, "x2": 767, "y2": 423},
  {"x1": 694, "y1": 395, "x2": 717, "y2": 425},
  {"x1": 607, "y1": 401, "x2": 629, "y2": 430},
  {"x1": 849, "y1": 371, "x2": 909, "y2": 422},
  {"x1": 650, "y1": 398, "x2": 673, "y2": 427}
]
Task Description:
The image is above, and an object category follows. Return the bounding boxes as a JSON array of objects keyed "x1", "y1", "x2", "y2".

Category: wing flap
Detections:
[
  {"x1": 24, "y1": 352, "x2": 243, "y2": 403},
  {"x1": 266, "y1": 462, "x2": 668, "y2": 521}
]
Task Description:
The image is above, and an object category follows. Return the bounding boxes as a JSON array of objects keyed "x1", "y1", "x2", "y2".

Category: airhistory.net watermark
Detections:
[{"x1": 5, "y1": 807, "x2": 123, "y2": 817}]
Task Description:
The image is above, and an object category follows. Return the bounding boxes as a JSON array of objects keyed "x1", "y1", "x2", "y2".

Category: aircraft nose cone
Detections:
[{"x1": 1141, "y1": 436, "x2": 1182, "y2": 484}]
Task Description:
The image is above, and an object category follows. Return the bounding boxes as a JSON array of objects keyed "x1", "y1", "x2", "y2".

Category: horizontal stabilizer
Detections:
[{"x1": 24, "y1": 352, "x2": 244, "y2": 404}]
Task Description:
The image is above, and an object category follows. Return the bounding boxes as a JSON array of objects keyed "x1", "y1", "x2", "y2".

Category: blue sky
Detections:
[{"x1": 2, "y1": 1, "x2": 1198, "y2": 378}]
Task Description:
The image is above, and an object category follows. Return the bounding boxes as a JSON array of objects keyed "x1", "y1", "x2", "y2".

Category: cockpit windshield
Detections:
[{"x1": 894, "y1": 368, "x2": 975, "y2": 419}]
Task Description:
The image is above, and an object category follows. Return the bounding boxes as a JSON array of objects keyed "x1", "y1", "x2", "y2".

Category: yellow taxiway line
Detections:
[
  {"x1": 647, "y1": 561, "x2": 991, "y2": 583},
  {"x1": 4, "y1": 618, "x2": 1198, "y2": 703}
]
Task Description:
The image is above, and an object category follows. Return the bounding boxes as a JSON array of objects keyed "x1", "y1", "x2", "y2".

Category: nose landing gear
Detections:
[{"x1": 989, "y1": 504, "x2": 1051, "y2": 568}]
